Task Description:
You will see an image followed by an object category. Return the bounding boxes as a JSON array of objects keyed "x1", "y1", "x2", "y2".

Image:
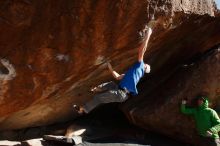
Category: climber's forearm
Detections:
[
  {"x1": 109, "y1": 68, "x2": 124, "y2": 80},
  {"x1": 138, "y1": 28, "x2": 152, "y2": 62},
  {"x1": 107, "y1": 62, "x2": 124, "y2": 80},
  {"x1": 111, "y1": 71, "x2": 120, "y2": 79}
]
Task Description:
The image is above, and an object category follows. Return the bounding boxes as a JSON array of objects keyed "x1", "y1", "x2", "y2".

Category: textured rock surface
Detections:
[
  {"x1": 0, "y1": 107, "x2": 190, "y2": 145},
  {"x1": 0, "y1": 140, "x2": 21, "y2": 145},
  {"x1": 0, "y1": 0, "x2": 219, "y2": 145},
  {"x1": 122, "y1": 47, "x2": 220, "y2": 145}
]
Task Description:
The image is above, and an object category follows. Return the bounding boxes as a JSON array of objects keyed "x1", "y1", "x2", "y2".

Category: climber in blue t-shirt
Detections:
[{"x1": 73, "y1": 27, "x2": 152, "y2": 114}]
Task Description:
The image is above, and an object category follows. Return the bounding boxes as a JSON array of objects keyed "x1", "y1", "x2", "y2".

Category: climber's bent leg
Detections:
[
  {"x1": 91, "y1": 81, "x2": 118, "y2": 92},
  {"x1": 83, "y1": 89, "x2": 128, "y2": 113}
]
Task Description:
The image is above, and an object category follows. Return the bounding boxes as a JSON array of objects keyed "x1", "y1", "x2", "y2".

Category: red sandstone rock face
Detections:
[{"x1": 0, "y1": 0, "x2": 219, "y2": 144}]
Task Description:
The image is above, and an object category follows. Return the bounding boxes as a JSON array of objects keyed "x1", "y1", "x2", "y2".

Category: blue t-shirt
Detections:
[{"x1": 119, "y1": 61, "x2": 145, "y2": 95}]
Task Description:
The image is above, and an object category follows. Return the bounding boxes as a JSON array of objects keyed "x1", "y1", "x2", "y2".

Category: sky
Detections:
[{"x1": 216, "y1": 0, "x2": 220, "y2": 9}]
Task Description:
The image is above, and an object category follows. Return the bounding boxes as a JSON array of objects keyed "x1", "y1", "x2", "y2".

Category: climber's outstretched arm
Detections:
[
  {"x1": 138, "y1": 27, "x2": 152, "y2": 62},
  {"x1": 107, "y1": 62, "x2": 124, "y2": 80}
]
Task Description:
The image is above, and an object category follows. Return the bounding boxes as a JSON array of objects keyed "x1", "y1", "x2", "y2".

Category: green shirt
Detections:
[{"x1": 181, "y1": 98, "x2": 220, "y2": 139}]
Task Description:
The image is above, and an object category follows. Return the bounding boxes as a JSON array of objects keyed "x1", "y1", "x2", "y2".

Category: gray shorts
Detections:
[{"x1": 83, "y1": 81, "x2": 129, "y2": 113}]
